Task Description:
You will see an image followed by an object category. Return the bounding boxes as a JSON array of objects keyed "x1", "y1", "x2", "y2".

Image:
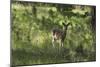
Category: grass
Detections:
[{"x1": 11, "y1": 39, "x2": 95, "y2": 66}]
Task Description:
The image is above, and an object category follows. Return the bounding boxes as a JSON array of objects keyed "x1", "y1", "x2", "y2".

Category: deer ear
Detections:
[
  {"x1": 67, "y1": 23, "x2": 71, "y2": 26},
  {"x1": 62, "y1": 23, "x2": 66, "y2": 26}
]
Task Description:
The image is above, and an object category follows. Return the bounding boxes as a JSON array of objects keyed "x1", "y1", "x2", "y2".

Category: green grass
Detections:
[{"x1": 11, "y1": 39, "x2": 95, "y2": 66}]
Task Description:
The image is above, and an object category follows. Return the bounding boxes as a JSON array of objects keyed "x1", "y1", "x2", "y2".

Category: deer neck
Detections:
[{"x1": 63, "y1": 28, "x2": 67, "y2": 35}]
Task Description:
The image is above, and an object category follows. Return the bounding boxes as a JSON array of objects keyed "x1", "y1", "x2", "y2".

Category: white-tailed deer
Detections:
[{"x1": 52, "y1": 23, "x2": 71, "y2": 47}]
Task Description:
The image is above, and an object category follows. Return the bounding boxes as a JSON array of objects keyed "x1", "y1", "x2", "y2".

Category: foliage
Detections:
[{"x1": 11, "y1": 1, "x2": 96, "y2": 66}]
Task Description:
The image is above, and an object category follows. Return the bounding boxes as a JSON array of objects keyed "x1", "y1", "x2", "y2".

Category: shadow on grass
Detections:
[
  {"x1": 11, "y1": 40, "x2": 96, "y2": 66},
  {"x1": 11, "y1": 43, "x2": 72, "y2": 66}
]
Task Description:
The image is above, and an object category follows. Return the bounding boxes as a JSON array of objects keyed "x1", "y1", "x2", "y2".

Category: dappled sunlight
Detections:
[{"x1": 31, "y1": 33, "x2": 46, "y2": 46}]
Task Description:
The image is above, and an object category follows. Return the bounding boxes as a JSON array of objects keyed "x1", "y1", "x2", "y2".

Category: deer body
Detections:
[{"x1": 52, "y1": 23, "x2": 71, "y2": 47}]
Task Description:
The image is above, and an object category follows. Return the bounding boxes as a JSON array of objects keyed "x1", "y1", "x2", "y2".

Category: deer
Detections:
[{"x1": 52, "y1": 22, "x2": 71, "y2": 48}]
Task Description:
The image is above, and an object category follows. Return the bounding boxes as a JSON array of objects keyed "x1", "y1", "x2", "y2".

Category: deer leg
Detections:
[
  {"x1": 52, "y1": 39, "x2": 55, "y2": 47},
  {"x1": 61, "y1": 40, "x2": 64, "y2": 47},
  {"x1": 59, "y1": 39, "x2": 62, "y2": 47},
  {"x1": 61, "y1": 42, "x2": 64, "y2": 47}
]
